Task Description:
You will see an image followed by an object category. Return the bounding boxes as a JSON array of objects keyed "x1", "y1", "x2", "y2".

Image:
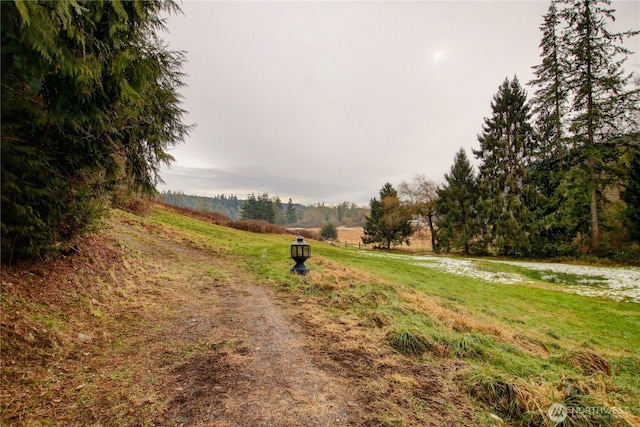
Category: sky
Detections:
[{"x1": 158, "y1": 0, "x2": 640, "y2": 206}]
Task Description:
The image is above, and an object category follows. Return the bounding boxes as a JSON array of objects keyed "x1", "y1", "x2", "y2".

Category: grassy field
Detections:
[
  {"x1": 3, "y1": 204, "x2": 638, "y2": 426},
  {"x1": 151, "y1": 206, "x2": 640, "y2": 426},
  {"x1": 327, "y1": 226, "x2": 434, "y2": 251}
]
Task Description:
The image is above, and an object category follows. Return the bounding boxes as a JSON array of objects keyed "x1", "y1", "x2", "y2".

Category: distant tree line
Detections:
[
  {"x1": 159, "y1": 191, "x2": 242, "y2": 219},
  {"x1": 364, "y1": 0, "x2": 639, "y2": 261},
  {"x1": 157, "y1": 191, "x2": 368, "y2": 228},
  {"x1": 240, "y1": 193, "x2": 284, "y2": 224},
  {"x1": 296, "y1": 201, "x2": 369, "y2": 228}
]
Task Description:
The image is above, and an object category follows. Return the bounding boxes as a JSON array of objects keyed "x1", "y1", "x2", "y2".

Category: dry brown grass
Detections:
[
  {"x1": 392, "y1": 287, "x2": 547, "y2": 355},
  {"x1": 1, "y1": 233, "x2": 173, "y2": 425},
  {"x1": 568, "y1": 349, "x2": 612, "y2": 376},
  {"x1": 333, "y1": 226, "x2": 434, "y2": 251}
]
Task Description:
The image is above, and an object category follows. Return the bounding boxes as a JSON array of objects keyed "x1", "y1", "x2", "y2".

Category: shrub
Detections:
[{"x1": 320, "y1": 222, "x2": 338, "y2": 240}]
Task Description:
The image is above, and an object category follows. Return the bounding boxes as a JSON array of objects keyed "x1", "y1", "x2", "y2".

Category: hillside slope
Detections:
[{"x1": 1, "y1": 207, "x2": 478, "y2": 426}]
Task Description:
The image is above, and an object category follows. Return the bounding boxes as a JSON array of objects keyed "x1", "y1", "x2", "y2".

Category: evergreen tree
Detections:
[
  {"x1": 435, "y1": 149, "x2": 479, "y2": 255},
  {"x1": 240, "y1": 194, "x2": 259, "y2": 221},
  {"x1": 558, "y1": 0, "x2": 640, "y2": 252},
  {"x1": 273, "y1": 196, "x2": 285, "y2": 225},
  {"x1": 529, "y1": 1, "x2": 570, "y2": 171},
  {"x1": 240, "y1": 193, "x2": 276, "y2": 223},
  {"x1": 528, "y1": 2, "x2": 571, "y2": 250},
  {"x1": 320, "y1": 222, "x2": 338, "y2": 240},
  {"x1": 362, "y1": 183, "x2": 412, "y2": 250},
  {"x1": 286, "y1": 199, "x2": 297, "y2": 224},
  {"x1": 1, "y1": 0, "x2": 190, "y2": 262},
  {"x1": 473, "y1": 77, "x2": 537, "y2": 256}
]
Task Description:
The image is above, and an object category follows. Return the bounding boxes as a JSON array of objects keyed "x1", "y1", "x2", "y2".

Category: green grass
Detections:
[
  {"x1": 321, "y1": 250, "x2": 640, "y2": 353},
  {"x1": 142, "y1": 206, "x2": 640, "y2": 424}
]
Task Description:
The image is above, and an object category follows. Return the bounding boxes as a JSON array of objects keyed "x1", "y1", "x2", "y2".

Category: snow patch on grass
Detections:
[
  {"x1": 494, "y1": 260, "x2": 640, "y2": 303},
  {"x1": 364, "y1": 252, "x2": 640, "y2": 303}
]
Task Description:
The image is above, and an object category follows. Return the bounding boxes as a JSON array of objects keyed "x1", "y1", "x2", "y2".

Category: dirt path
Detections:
[
  {"x1": 114, "y1": 222, "x2": 356, "y2": 426},
  {"x1": 3, "y1": 214, "x2": 476, "y2": 426}
]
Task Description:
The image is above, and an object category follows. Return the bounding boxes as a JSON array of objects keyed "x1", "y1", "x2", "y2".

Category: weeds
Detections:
[{"x1": 561, "y1": 393, "x2": 628, "y2": 427}]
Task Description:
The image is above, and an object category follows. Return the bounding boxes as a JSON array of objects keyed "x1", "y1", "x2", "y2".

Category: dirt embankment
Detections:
[{"x1": 1, "y1": 212, "x2": 475, "y2": 426}]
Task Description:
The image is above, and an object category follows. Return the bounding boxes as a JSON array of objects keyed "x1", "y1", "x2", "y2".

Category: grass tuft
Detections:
[
  {"x1": 567, "y1": 349, "x2": 612, "y2": 376},
  {"x1": 462, "y1": 366, "x2": 530, "y2": 420},
  {"x1": 387, "y1": 329, "x2": 432, "y2": 356},
  {"x1": 462, "y1": 366, "x2": 632, "y2": 426},
  {"x1": 446, "y1": 334, "x2": 488, "y2": 360}
]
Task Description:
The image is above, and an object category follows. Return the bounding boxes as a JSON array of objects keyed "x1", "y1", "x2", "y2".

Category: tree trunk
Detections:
[
  {"x1": 590, "y1": 185, "x2": 600, "y2": 252},
  {"x1": 584, "y1": 0, "x2": 600, "y2": 253},
  {"x1": 427, "y1": 213, "x2": 437, "y2": 253}
]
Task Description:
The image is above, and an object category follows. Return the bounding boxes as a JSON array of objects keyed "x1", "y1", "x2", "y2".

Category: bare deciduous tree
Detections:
[{"x1": 398, "y1": 174, "x2": 439, "y2": 252}]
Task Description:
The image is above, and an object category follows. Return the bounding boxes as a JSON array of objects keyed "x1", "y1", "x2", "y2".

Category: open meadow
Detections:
[
  {"x1": 2, "y1": 203, "x2": 639, "y2": 426},
  {"x1": 311, "y1": 226, "x2": 434, "y2": 252}
]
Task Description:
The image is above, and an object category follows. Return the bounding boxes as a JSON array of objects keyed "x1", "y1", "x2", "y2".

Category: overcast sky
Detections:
[{"x1": 158, "y1": 0, "x2": 640, "y2": 206}]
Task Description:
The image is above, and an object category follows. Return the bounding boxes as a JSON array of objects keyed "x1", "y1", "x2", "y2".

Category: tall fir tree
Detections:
[
  {"x1": 362, "y1": 183, "x2": 412, "y2": 250},
  {"x1": 1, "y1": 0, "x2": 190, "y2": 262},
  {"x1": 558, "y1": 0, "x2": 640, "y2": 252},
  {"x1": 473, "y1": 77, "x2": 537, "y2": 256},
  {"x1": 529, "y1": 1, "x2": 570, "y2": 199},
  {"x1": 528, "y1": 1, "x2": 576, "y2": 256},
  {"x1": 435, "y1": 149, "x2": 479, "y2": 255},
  {"x1": 529, "y1": 1, "x2": 570, "y2": 169},
  {"x1": 286, "y1": 199, "x2": 297, "y2": 224}
]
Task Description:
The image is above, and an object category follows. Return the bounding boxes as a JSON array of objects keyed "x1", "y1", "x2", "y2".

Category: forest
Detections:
[{"x1": 362, "y1": 0, "x2": 639, "y2": 262}]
